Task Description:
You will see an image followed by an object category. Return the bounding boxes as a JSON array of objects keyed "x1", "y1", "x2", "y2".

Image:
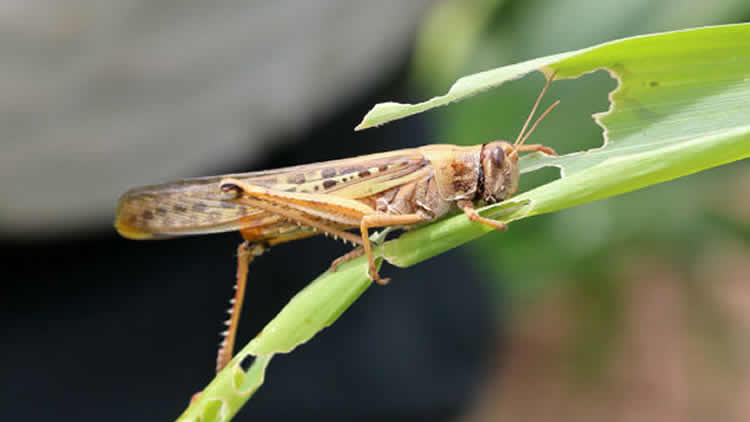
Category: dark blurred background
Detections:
[{"x1": 2, "y1": 1, "x2": 749, "y2": 421}]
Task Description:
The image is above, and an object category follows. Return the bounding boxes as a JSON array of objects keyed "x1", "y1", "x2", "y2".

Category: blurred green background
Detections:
[{"x1": 411, "y1": 1, "x2": 750, "y2": 420}]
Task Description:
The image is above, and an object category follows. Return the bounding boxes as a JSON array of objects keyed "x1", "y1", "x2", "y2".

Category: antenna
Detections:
[
  {"x1": 511, "y1": 72, "x2": 559, "y2": 156},
  {"x1": 516, "y1": 100, "x2": 560, "y2": 148}
]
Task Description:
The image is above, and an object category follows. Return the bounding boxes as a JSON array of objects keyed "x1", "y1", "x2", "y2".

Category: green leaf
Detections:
[
  {"x1": 176, "y1": 243, "x2": 380, "y2": 422},
  {"x1": 381, "y1": 23, "x2": 750, "y2": 265},
  {"x1": 176, "y1": 23, "x2": 750, "y2": 421}
]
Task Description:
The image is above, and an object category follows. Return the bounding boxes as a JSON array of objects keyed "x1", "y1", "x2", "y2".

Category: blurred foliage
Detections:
[{"x1": 411, "y1": 0, "x2": 750, "y2": 382}]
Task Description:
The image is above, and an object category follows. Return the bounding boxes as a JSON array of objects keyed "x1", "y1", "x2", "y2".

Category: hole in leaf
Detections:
[
  {"x1": 519, "y1": 165, "x2": 561, "y2": 193},
  {"x1": 539, "y1": 69, "x2": 616, "y2": 154},
  {"x1": 437, "y1": 69, "x2": 614, "y2": 160},
  {"x1": 199, "y1": 399, "x2": 225, "y2": 422},
  {"x1": 239, "y1": 354, "x2": 256, "y2": 373}
]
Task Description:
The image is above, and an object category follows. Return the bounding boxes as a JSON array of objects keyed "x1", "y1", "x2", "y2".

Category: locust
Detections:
[{"x1": 114, "y1": 75, "x2": 559, "y2": 372}]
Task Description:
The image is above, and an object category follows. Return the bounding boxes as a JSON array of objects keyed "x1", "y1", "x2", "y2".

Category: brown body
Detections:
[
  {"x1": 115, "y1": 143, "x2": 521, "y2": 244},
  {"x1": 114, "y1": 75, "x2": 559, "y2": 373}
]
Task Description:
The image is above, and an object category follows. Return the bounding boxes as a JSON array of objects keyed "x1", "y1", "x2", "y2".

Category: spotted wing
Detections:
[{"x1": 114, "y1": 149, "x2": 428, "y2": 239}]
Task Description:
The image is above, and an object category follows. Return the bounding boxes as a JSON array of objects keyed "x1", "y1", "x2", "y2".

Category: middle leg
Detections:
[{"x1": 358, "y1": 213, "x2": 427, "y2": 285}]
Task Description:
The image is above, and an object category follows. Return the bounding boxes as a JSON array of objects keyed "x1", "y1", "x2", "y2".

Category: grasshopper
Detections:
[{"x1": 115, "y1": 76, "x2": 559, "y2": 372}]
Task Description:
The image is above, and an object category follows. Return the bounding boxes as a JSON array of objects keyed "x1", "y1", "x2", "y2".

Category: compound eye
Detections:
[{"x1": 491, "y1": 147, "x2": 505, "y2": 168}]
